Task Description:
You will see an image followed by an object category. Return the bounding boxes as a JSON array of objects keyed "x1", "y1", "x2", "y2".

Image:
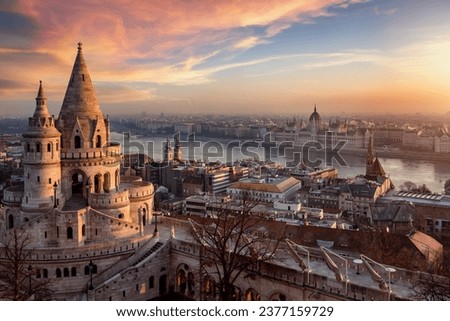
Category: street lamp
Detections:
[
  {"x1": 27, "y1": 264, "x2": 33, "y2": 295},
  {"x1": 88, "y1": 260, "x2": 94, "y2": 290},
  {"x1": 53, "y1": 182, "x2": 58, "y2": 208}
]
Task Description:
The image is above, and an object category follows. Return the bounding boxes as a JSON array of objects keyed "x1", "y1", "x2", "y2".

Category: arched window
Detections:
[
  {"x1": 43, "y1": 269, "x2": 48, "y2": 279},
  {"x1": 47, "y1": 143, "x2": 51, "y2": 152},
  {"x1": 159, "y1": 275, "x2": 167, "y2": 296},
  {"x1": 177, "y1": 270, "x2": 187, "y2": 293},
  {"x1": 84, "y1": 266, "x2": 90, "y2": 276},
  {"x1": 36, "y1": 143, "x2": 41, "y2": 153},
  {"x1": 149, "y1": 276, "x2": 154, "y2": 289},
  {"x1": 26, "y1": 143, "x2": 30, "y2": 152},
  {"x1": 103, "y1": 173, "x2": 110, "y2": 193},
  {"x1": 36, "y1": 269, "x2": 41, "y2": 279},
  {"x1": 187, "y1": 272, "x2": 195, "y2": 295},
  {"x1": 82, "y1": 224, "x2": 86, "y2": 236},
  {"x1": 63, "y1": 267, "x2": 69, "y2": 277},
  {"x1": 67, "y1": 227, "x2": 73, "y2": 239},
  {"x1": 96, "y1": 135, "x2": 102, "y2": 148},
  {"x1": 71, "y1": 267, "x2": 77, "y2": 277},
  {"x1": 74, "y1": 136, "x2": 81, "y2": 149},
  {"x1": 56, "y1": 268, "x2": 62, "y2": 278}
]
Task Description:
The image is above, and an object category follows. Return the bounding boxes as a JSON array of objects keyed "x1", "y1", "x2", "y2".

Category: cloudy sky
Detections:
[{"x1": 1, "y1": 0, "x2": 450, "y2": 117}]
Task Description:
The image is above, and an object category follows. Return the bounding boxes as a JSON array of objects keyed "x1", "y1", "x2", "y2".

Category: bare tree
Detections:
[
  {"x1": 189, "y1": 197, "x2": 282, "y2": 300},
  {"x1": 0, "y1": 229, "x2": 52, "y2": 300},
  {"x1": 411, "y1": 273, "x2": 450, "y2": 301}
]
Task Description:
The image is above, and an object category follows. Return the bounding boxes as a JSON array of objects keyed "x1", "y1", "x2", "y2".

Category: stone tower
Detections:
[
  {"x1": 56, "y1": 42, "x2": 121, "y2": 202},
  {"x1": 164, "y1": 137, "x2": 173, "y2": 162},
  {"x1": 21, "y1": 81, "x2": 63, "y2": 215},
  {"x1": 174, "y1": 132, "x2": 182, "y2": 162}
]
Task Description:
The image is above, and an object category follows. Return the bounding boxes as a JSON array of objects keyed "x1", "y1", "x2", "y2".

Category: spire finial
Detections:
[
  {"x1": 37, "y1": 80, "x2": 45, "y2": 99},
  {"x1": 314, "y1": 104, "x2": 317, "y2": 112},
  {"x1": 77, "y1": 42, "x2": 83, "y2": 51}
]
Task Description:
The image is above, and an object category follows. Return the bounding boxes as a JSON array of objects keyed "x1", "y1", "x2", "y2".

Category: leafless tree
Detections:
[
  {"x1": 189, "y1": 197, "x2": 282, "y2": 300},
  {"x1": 411, "y1": 273, "x2": 450, "y2": 301},
  {"x1": 0, "y1": 229, "x2": 52, "y2": 300}
]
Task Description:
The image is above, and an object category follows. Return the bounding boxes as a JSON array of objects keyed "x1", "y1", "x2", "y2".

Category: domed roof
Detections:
[{"x1": 309, "y1": 105, "x2": 321, "y2": 123}]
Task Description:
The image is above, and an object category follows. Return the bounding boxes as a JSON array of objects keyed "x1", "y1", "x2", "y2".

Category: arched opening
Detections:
[
  {"x1": 103, "y1": 172, "x2": 110, "y2": 193},
  {"x1": 71, "y1": 267, "x2": 77, "y2": 277},
  {"x1": 203, "y1": 276, "x2": 216, "y2": 299},
  {"x1": 47, "y1": 143, "x2": 51, "y2": 152},
  {"x1": 149, "y1": 276, "x2": 154, "y2": 289},
  {"x1": 142, "y1": 209, "x2": 146, "y2": 226},
  {"x1": 96, "y1": 135, "x2": 102, "y2": 148},
  {"x1": 159, "y1": 275, "x2": 167, "y2": 296},
  {"x1": 82, "y1": 224, "x2": 86, "y2": 236},
  {"x1": 71, "y1": 172, "x2": 85, "y2": 194},
  {"x1": 67, "y1": 227, "x2": 73, "y2": 239},
  {"x1": 56, "y1": 268, "x2": 62, "y2": 278},
  {"x1": 63, "y1": 267, "x2": 69, "y2": 277},
  {"x1": 187, "y1": 272, "x2": 195, "y2": 295},
  {"x1": 74, "y1": 135, "x2": 81, "y2": 149},
  {"x1": 94, "y1": 174, "x2": 102, "y2": 193},
  {"x1": 177, "y1": 270, "x2": 187, "y2": 294},
  {"x1": 36, "y1": 143, "x2": 41, "y2": 153},
  {"x1": 115, "y1": 169, "x2": 119, "y2": 189},
  {"x1": 245, "y1": 288, "x2": 260, "y2": 301},
  {"x1": 8, "y1": 214, "x2": 14, "y2": 229}
]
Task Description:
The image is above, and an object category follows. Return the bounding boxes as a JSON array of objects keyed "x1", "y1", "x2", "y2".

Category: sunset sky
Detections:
[{"x1": 1, "y1": 0, "x2": 450, "y2": 117}]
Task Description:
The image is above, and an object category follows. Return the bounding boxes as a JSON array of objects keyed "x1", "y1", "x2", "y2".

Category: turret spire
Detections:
[{"x1": 33, "y1": 80, "x2": 50, "y2": 118}]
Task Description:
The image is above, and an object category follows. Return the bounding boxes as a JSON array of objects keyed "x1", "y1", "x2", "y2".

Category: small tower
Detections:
[
  {"x1": 21, "y1": 81, "x2": 63, "y2": 214},
  {"x1": 164, "y1": 137, "x2": 173, "y2": 162},
  {"x1": 174, "y1": 132, "x2": 182, "y2": 162}
]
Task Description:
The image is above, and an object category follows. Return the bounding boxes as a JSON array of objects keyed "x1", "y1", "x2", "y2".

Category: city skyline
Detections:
[{"x1": 1, "y1": 0, "x2": 450, "y2": 116}]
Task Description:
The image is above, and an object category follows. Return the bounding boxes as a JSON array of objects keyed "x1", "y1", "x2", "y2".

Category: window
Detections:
[
  {"x1": 74, "y1": 136, "x2": 81, "y2": 149},
  {"x1": 82, "y1": 224, "x2": 86, "y2": 236},
  {"x1": 49, "y1": 178, "x2": 52, "y2": 184},
  {"x1": 67, "y1": 227, "x2": 73, "y2": 239},
  {"x1": 37, "y1": 176, "x2": 40, "y2": 183},
  {"x1": 96, "y1": 135, "x2": 101, "y2": 148},
  {"x1": 43, "y1": 269, "x2": 48, "y2": 278},
  {"x1": 71, "y1": 267, "x2": 77, "y2": 277},
  {"x1": 149, "y1": 276, "x2": 154, "y2": 289},
  {"x1": 63, "y1": 267, "x2": 69, "y2": 277},
  {"x1": 47, "y1": 143, "x2": 51, "y2": 152},
  {"x1": 36, "y1": 143, "x2": 41, "y2": 153},
  {"x1": 56, "y1": 268, "x2": 62, "y2": 278}
]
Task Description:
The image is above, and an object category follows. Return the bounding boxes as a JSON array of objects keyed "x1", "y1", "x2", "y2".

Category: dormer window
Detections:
[
  {"x1": 96, "y1": 135, "x2": 101, "y2": 148},
  {"x1": 74, "y1": 136, "x2": 81, "y2": 149}
]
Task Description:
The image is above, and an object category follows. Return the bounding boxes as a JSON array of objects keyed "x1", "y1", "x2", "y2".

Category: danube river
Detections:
[{"x1": 112, "y1": 132, "x2": 450, "y2": 194}]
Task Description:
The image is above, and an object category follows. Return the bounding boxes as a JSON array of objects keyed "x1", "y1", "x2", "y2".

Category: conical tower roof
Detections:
[
  {"x1": 56, "y1": 43, "x2": 107, "y2": 149},
  {"x1": 24, "y1": 81, "x2": 60, "y2": 138},
  {"x1": 58, "y1": 42, "x2": 104, "y2": 120},
  {"x1": 33, "y1": 80, "x2": 50, "y2": 118}
]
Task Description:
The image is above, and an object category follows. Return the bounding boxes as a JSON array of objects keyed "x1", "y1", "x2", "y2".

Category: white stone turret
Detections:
[{"x1": 21, "y1": 81, "x2": 63, "y2": 214}]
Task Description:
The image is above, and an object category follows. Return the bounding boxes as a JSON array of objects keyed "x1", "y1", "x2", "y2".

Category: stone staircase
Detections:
[{"x1": 132, "y1": 241, "x2": 164, "y2": 266}]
